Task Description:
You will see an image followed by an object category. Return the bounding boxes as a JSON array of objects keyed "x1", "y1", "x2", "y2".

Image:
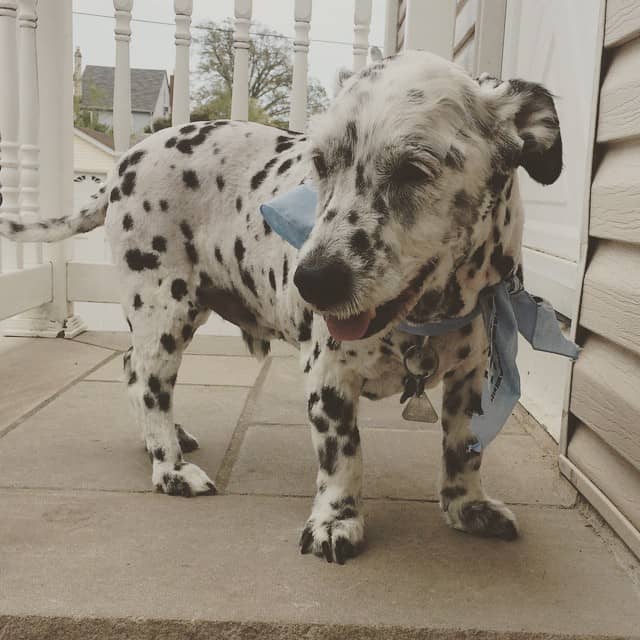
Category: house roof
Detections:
[
  {"x1": 76, "y1": 126, "x2": 115, "y2": 151},
  {"x1": 81, "y1": 65, "x2": 168, "y2": 113}
]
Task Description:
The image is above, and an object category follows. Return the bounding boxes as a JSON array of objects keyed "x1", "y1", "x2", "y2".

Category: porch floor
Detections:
[{"x1": 0, "y1": 332, "x2": 638, "y2": 639}]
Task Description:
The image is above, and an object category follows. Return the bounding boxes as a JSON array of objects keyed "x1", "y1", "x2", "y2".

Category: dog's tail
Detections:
[{"x1": 0, "y1": 183, "x2": 109, "y2": 243}]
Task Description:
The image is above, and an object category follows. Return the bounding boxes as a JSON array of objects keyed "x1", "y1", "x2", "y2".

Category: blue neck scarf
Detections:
[{"x1": 260, "y1": 185, "x2": 580, "y2": 450}]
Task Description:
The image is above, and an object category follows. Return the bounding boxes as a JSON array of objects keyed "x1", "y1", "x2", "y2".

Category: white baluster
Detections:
[
  {"x1": 230, "y1": 0, "x2": 252, "y2": 122},
  {"x1": 289, "y1": 0, "x2": 312, "y2": 132},
  {"x1": 353, "y1": 0, "x2": 372, "y2": 72},
  {"x1": 172, "y1": 0, "x2": 192, "y2": 126},
  {"x1": 0, "y1": 1, "x2": 22, "y2": 270},
  {"x1": 18, "y1": 0, "x2": 41, "y2": 264},
  {"x1": 383, "y1": 0, "x2": 398, "y2": 58},
  {"x1": 113, "y1": 0, "x2": 132, "y2": 154}
]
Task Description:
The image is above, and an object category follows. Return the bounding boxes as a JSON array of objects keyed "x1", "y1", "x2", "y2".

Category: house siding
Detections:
[
  {"x1": 73, "y1": 134, "x2": 116, "y2": 175},
  {"x1": 565, "y1": 0, "x2": 640, "y2": 557}
]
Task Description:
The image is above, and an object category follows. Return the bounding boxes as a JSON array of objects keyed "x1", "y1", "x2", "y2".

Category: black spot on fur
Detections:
[
  {"x1": 319, "y1": 437, "x2": 338, "y2": 475},
  {"x1": 277, "y1": 158, "x2": 293, "y2": 175},
  {"x1": 268, "y1": 268, "x2": 276, "y2": 291},
  {"x1": 298, "y1": 308, "x2": 313, "y2": 342},
  {"x1": 121, "y1": 171, "x2": 136, "y2": 197},
  {"x1": 325, "y1": 208, "x2": 337, "y2": 222},
  {"x1": 282, "y1": 256, "x2": 289, "y2": 286},
  {"x1": 251, "y1": 170, "x2": 267, "y2": 190},
  {"x1": 275, "y1": 140, "x2": 294, "y2": 153},
  {"x1": 160, "y1": 333, "x2": 176, "y2": 354},
  {"x1": 125, "y1": 249, "x2": 159, "y2": 271},
  {"x1": 182, "y1": 324, "x2": 193, "y2": 341},
  {"x1": 445, "y1": 146, "x2": 465, "y2": 171},
  {"x1": 133, "y1": 294, "x2": 143, "y2": 309},
  {"x1": 171, "y1": 279, "x2": 188, "y2": 301},
  {"x1": 180, "y1": 124, "x2": 196, "y2": 134},
  {"x1": 122, "y1": 214, "x2": 133, "y2": 231},
  {"x1": 234, "y1": 238, "x2": 245, "y2": 263},
  {"x1": 214, "y1": 246, "x2": 223, "y2": 263},
  {"x1": 182, "y1": 170, "x2": 200, "y2": 190},
  {"x1": 144, "y1": 393, "x2": 155, "y2": 409},
  {"x1": 355, "y1": 162, "x2": 366, "y2": 194},
  {"x1": 159, "y1": 199, "x2": 169, "y2": 212},
  {"x1": 165, "y1": 137, "x2": 177, "y2": 148},
  {"x1": 241, "y1": 269, "x2": 257, "y2": 296},
  {"x1": 235, "y1": 196, "x2": 242, "y2": 212},
  {"x1": 128, "y1": 371, "x2": 137, "y2": 385},
  {"x1": 157, "y1": 392, "x2": 170, "y2": 412},
  {"x1": 350, "y1": 229, "x2": 372, "y2": 262},
  {"x1": 148, "y1": 375, "x2": 161, "y2": 394},
  {"x1": 143, "y1": 200, "x2": 151, "y2": 212},
  {"x1": 312, "y1": 151, "x2": 328, "y2": 179},
  {"x1": 490, "y1": 244, "x2": 515, "y2": 279},
  {"x1": 152, "y1": 236, "x2": 167, "y2": 252},
  {"x1": 185, "y1": 243, "x2": 198, "y2": 264},
  {"x1": 216, "y1": 175, "x2": 225, "y2": 191},
  {"x1": 312, "y1": 416, "x2": 330, "y2": 433},
  {"x1": 180, "y1": 221, "x2": 193, "y2": 240},
  {"x1": 263, "y1": 219, "x2": 272, "y2": 235},
  {"x1": 457, "y1": 345, "x2": 471, "y2": 359},
  {"x1": 110, "y1": 187, "x2": 121, "y2": 202}
]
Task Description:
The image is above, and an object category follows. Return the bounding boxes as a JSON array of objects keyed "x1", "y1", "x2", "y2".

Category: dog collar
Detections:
[{"x1": 260, "y1": 187, "x2": 581, "y2": 451}]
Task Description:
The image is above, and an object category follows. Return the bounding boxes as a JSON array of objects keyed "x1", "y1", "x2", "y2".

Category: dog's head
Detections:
[{"x1": 293, "y1": 51, "x2": 562, "y2": 341}]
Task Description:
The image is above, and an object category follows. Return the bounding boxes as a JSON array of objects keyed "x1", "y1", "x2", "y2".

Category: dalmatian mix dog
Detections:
[{"x1": 0, "y1": 51, "x2": 562, "y2": 564}]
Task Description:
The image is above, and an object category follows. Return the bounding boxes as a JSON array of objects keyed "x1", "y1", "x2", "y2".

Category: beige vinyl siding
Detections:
[
  {"x1": 565, "y1": 0, "x2": 640, "y2": 557},
  {"x1": 73, "y1": 133, "x2": 116, "y2": 175}
]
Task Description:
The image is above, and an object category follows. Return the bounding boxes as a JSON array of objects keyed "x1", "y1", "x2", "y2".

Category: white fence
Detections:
[{"x1": 0, "y1": 0, "x2": 380, "y2": 336}]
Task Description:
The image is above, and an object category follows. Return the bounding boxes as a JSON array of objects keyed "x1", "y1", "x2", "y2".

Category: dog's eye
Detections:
[
  {"x1": 311, "y1": 152, "x2": 328, "y2": 180},
  {"x1": 390, "y1": 160, "x2": 432, "y2": 187}
]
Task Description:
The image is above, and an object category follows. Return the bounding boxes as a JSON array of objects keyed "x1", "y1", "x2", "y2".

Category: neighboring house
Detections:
[
  {"x1": 74, "y1": 48, "x2": 171, "y2": 135},
  {"x1": 72, "y1": 126, "x2": 117, "y2": 264},
  {"x1": 393, "y1": 0, "x2": 640, "y2": 558}
]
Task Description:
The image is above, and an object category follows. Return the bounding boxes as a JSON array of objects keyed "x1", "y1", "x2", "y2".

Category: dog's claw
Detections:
[
  {"x1": 300, "y1": 526, "x2": 313, "y2": 554},
  {"x1": 334, "y1": 537, "x2": 354, "y2": 565},
  {"x1": 321, "y1": 540, "x2": 333, "y2": 563}
]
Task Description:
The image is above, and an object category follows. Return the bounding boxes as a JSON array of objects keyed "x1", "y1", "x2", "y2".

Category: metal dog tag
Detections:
[{"x1": 402, "y1": 392, "x2": 438, "y2": 423}]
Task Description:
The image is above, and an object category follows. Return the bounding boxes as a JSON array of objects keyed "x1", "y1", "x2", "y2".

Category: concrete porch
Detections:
[{"x1": 0, "y1": 332, "x2": 638, "y2": 639}]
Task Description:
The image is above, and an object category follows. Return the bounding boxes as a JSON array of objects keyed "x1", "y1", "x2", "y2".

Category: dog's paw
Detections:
[
  {"x1": 152, "y1": 461, "x2": 216, "y2": 497},
  {"x1": 299, "y1": 512, "x2": 364, "y2": 564},
  {"x1": 445, "y1": 498, "x2": 518, "y2": 541},
  {"x1": 175, "y1": 423, "x2": 199, "y2": 453}
]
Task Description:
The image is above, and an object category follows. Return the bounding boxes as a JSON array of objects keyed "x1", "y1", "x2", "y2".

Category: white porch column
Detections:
[
  {"x1": 113, "y1": 0, "x2": 132, "y2": 154},
  {"x1": 403, "y1": 0, "x2": 455, "y2": 59},
  {"x1": 289, "y1": 0, "x2": 312, "y2": 132},
  {"x1": 7, "y1": 0, "x2": 85, "y2": 337},
  {"x1": 18, "y1": 0, "x2": 41, "y2": 265},
  {"x1": 383, "y1": 0, "x2": 399, "y2": 57},
  {"x1": 0, "y1": 1, "x2": 22, "y2": 270},
  {"x1": 230, "y1": 0, "x2": 252, "y2": 121},
  {"x1": 172, "y1": 0, "x2": 192, "y2": 126},
  {"x1": 353, "y1": 0, "x2": 372, "y2": 71}
]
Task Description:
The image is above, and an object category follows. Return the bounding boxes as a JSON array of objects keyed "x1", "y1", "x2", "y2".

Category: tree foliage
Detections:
[
  {"x1": 193, "y1": 19, "x2": 328, "y2": 127},
  {"x1": 74, "y1": 83, "x2": 111, "y2": 133}
]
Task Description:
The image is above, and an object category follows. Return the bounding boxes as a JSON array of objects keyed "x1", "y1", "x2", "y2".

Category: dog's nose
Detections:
[{"x1": 294, "y1": 254, "x2": 353, "y2": 310}]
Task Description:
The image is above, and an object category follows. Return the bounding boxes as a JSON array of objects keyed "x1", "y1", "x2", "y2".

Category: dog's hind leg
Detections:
[
  {"x1": 299, "y1": 360, "x2": 365, "y2": 564},
  {"x1": 124, "y1": 297, "x2": 216, "y2": 497},
  {"x1": 437, "y1": 328, "x2": 518, "y2": 540}
]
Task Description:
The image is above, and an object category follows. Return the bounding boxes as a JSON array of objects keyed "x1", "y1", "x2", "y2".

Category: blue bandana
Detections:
[{"x1": 260, "y1": 185, "x2": 580, "y2": 450}]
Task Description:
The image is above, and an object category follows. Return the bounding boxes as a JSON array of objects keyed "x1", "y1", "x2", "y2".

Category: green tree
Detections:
[
  {"x1": 193, "y1": 18, "x2": 328, "y2": 127},
  {"x1": 74, "y1": 83, "x2": 111, "y2": 133}
]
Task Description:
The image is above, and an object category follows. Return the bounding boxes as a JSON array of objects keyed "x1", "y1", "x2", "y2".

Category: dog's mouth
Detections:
[{"x1": 322, "y1": 258, "x2": 438, "y2": 341}]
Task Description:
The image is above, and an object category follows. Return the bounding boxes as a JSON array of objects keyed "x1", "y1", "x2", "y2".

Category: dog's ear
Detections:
[
  {"x1": 502, "y1": 79, "x2": 563, "y2": 185},
  {"x1": 481, "y1": 76, "x2": 563, "y2": 185},
  {"x1": 333, "y1": 68, "x2": 354, "y2": 96}
]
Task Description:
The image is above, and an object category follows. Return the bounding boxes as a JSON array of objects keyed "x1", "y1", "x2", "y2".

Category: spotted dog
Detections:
[{"x1": 0, "y1": 51, "x2": 562, "y2": 564}]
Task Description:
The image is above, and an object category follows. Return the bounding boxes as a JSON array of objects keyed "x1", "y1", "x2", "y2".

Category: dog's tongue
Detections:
[{"x1": 325, "y1": 310, "x2": 374, "y2": 341}]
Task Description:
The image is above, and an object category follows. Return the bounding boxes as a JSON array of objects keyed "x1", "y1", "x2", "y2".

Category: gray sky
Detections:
[{"x1": 72, "y1": 0, "x2": 388, "y2": 97}]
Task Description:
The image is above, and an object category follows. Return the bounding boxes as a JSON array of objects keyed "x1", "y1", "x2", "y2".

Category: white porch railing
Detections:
[{"x1": 0, "y1": 0, "x2": 382, "y2": 334}]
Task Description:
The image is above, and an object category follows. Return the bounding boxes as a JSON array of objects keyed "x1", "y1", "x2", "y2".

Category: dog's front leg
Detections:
[
  {"x1": 439, "y1": 347, "x2": 518, "y2": 540},
  {"x1": 300, "y1": 359, "x2": 364, "y2": 564}
]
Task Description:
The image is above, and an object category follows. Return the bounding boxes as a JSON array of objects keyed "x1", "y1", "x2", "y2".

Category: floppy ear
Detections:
[{"x1": 504, "y1": 79, "x2": 563, "y2": 185}]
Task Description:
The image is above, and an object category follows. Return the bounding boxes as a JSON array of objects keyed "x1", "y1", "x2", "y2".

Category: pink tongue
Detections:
[{"x1": 325, "y1": 310, "x2": 374, "y2": 341}]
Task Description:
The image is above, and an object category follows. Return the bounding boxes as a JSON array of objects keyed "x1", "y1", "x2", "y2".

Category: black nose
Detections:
[{"x1": 293, "y1": 254, "x2": 353, "y2": 310}]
